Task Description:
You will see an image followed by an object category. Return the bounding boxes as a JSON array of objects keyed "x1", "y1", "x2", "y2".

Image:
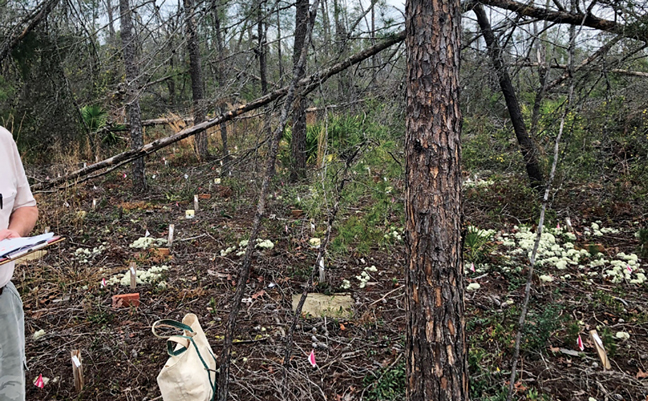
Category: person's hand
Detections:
[{"x1": 0, "y1": 229, "x2": 21, "y2": 241}]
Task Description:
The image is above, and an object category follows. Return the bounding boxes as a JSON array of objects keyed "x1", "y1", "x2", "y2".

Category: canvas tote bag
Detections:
[{"x1": 152, "y1": 313, "x2": 217, "y2": 401}]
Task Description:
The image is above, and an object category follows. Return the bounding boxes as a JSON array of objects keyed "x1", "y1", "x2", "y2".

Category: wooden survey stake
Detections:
[
  {"x1": 168, "y1": 224, "x2": 175, "y2": 247},
  {"x1": 589, "y1": 329, "x2": 612, "y2": 370},
  {"x1": 71, "y1": 350, "x2": 84, "y2": 392},
  {"x1": 194, "y1": 195, "x2": 199, "y2": 211},
  {"x1": 129, "y1": 262, "x2": 137, "y2": 290}
]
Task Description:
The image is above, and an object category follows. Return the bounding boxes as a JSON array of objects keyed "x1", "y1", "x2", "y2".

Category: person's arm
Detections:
[{"x1": 0, "y1": 206, "x2": 39, "y2": 240}]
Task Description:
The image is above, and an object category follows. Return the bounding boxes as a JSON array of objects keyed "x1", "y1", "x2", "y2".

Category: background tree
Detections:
[
  {"x1": 473, "y1": 3, "x2": 544, "y2": 189},
  {"x1": 119, "y1": 0, "x2": 146, "y2": 189},
  {"x1": 289, "y1": 0, "x2": 309, "y2": 182},
  {"x1": 184, "y1": 0, "x2": 209, "y2": 160}
]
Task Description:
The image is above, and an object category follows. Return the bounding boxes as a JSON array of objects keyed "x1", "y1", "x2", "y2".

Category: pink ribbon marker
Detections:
[
  {"x1": 627, "y1": 265, "x2": 633, "y2": 273},
  {"x1": 34, "y1": 374, "x2": 44, "y2": 389},
  {"x1": 557, "y1": 223, "x2": 561, "y2": 230},
  {"x1": 577, "y1": 334, "x2": 584, "y2": 351},
  {"x1": 101, "y1": 278, "x2": 107, "y2": 288},
  {"x1": 470, "y1": 262, "x2": 475, "y2": 273},
  {"x1": 308, "y1": 349, "x2": 316, "y2": 367}
]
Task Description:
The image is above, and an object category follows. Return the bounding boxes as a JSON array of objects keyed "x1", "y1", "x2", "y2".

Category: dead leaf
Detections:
[
  {"x1": 251, "y1": 290, "x2": 266, "y2": 300},
  {"x1": 637, "y1": 369, "x2": 648, "y2": 379},
  {"x1": 340, "y1": 323, "x2": 346, "y2": 331}
]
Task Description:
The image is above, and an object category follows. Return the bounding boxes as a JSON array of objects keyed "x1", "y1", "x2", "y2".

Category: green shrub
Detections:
[
  {"x1": 363, "y1": 360, "x2": 406, "y2": 401},
  {"x1": 464, "y1": 226, "x2": 496, "y2": 264}
]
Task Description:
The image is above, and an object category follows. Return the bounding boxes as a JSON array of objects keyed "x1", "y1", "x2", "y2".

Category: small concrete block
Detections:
[{"x1": 292, "y1": 293, "x2": 353, "y2": 318}]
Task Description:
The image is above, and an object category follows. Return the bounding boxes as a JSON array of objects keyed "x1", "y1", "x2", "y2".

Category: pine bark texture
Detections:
[
  {"x1": 119, "y1": 0, "x2": 147, "y2": 190},
  {"x1": 474, "y1": 4, "x2": 544, "y2": 189},
  {"x1": 405, "y1": 0, "x2": 468, "y2": 399},
  {"x1": 185, "y1": 0, "x2": 208, "y2": 160},
  {"x1": 289, "y1": 0, "x2": 309, "y2": 182}
]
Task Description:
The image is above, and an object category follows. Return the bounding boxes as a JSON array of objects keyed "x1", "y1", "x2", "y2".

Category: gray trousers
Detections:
[{"x1": 0, "y1": 282, "x2": 25, "y2": 401}]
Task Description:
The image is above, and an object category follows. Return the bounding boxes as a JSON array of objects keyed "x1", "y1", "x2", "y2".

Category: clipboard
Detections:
[{"x1": 0, "y1": 236, "x2": 65, "y2": 266}]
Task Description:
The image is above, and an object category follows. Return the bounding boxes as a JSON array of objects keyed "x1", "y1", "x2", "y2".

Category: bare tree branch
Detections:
[
  {"x1": 544, "y1": 36, "x2": 622, "y2": 92},
  {"x1": 0, "y1": 0, "x2": 61, "y2": 64},
  {"x1": 31, "y1": 30, "x2": 406, "y2": 191},
  {"x1": 518, "y1": 62, "x2": 648, "y2": 79},
  {"x1": 468, "y1": 0, "x2": 648, "y2": 42}
]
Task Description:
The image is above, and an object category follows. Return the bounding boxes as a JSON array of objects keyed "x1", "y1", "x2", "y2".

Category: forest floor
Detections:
[{"x1": 16, "y1": 147, "x2": 648, "y2": 401}]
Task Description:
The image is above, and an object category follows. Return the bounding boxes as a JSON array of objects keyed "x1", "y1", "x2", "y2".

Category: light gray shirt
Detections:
[{"x1": 0, "y1": 126, "x2": 37, "y2": 288}]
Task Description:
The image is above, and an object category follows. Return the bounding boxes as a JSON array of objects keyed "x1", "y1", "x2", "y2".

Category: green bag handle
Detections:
[
  {"x1": 152, "y1": 318, "x2": 218, "y2": 400},
  {"x1": 152, "y1": 319, "x2": 196, "y2": 356},
  {"x1": 152, "y1": 319, "x2": 195, "y2": 337}
]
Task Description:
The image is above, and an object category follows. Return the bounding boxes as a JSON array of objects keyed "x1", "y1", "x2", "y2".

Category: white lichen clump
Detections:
[
  {"x1": 384, "y1": 226, "x2": 403, "y2": 242},
  {"x1": 256, "y1": 239, "x2": 275, "y2": 250},
  {"x1": 506, "y1": 226, "x2": 584, "y2": 267},
  {"x1": 602, "y1": 253, "x2": 646, "y2": 284},
  {"x1": 129, "y1": 237, "x2": 167, "y2": 249},
  {"x1": 463, "y1": 178, "x2": 494, "y2": 189},
  {"x1": 107, "y1": 265, "x2": 170, "y2": 286},
  {"x1": 220, "y1": 246, "x2": 237, "y2": 257},
  {"x1": 340, "y1": 279, "x2": 351, "y2": 290},
  {"x1": 492, "y1": 224, "x2": 645, "y2": 285},
  {"x1": 356, "y1": 271, "x2": 370, "y2": 288},
  {"x1": 221, "y1": 238, "x2": 275, "y2": 257},
  {"x1": 355, "y1": 266, "x2": 379, "y2": 289},
  {"x1": 74, "y1": 245, "x2": 106, "y2": 263},
  {"x1": 466, "y1": 283, "x2": 480, "y2": 291},
  {"x1": 615, "y1": 331, "x2": 630, "y2": 340}
]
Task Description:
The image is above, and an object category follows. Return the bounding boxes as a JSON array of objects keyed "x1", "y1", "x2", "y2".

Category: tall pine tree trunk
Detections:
[
  {"x1": 474, "y1": 4, "x2": 544, "y2": 189},
  {"x1": 405, "y1": 0, "x2": 468, "y2": 398},
  {"x1": 289, "y1": 0, "x2": 309, "y2": 182},
  {"x1": 185, "y1": 0, "x2": 208, "y2": 160},
  {"x1": 119, "y1": 0, "x2": 147, "y2": 190}
]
